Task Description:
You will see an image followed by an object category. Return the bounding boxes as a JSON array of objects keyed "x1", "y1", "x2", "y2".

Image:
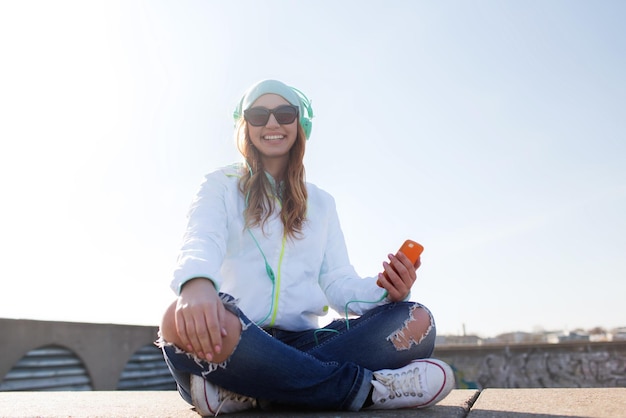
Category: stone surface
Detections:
[
  {"x1": 0, "y1": 388, "x2": 625, "y2": 417},
  {"x1": 0, "y1": 391, "x2": 197, "y2": 418},
  {"x1": 0, "y1": 390, "x2": 478, "y2": 417},
  {"x1": 467, "y1": 388, "x2": 626, "y2": 418}
]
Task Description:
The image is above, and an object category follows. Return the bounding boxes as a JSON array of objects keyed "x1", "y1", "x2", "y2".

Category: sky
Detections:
[{"x1": 0, "y1": 0, "x2": 624, "y2": 338}]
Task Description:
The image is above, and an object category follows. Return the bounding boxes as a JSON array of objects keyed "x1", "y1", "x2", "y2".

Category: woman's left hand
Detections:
[{"x1": 377, "y1": 252, "x2": 421, "y2": 302}]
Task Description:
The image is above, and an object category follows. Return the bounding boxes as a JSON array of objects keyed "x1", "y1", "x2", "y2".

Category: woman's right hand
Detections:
[{"x1": 175, "y1": 278, "x2": 227, "y2": 361}]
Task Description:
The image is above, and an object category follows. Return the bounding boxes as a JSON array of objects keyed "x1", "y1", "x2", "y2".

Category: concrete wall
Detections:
[
  {"x1": 2, "y1": 318, "x2": 625, "y2": 391},
  {"x1": 0, "y1": 318, "x2": 160, "y2": 390},
  {"x1": 434, "y1": 341, "x2": 626, "y2": 389}
]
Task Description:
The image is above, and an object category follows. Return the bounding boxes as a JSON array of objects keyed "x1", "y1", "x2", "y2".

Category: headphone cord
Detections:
[
  {"x1": 312, "y1": 290, "x2": 389, "y2": 345},
  {"x1": 343, "y1": 291, "x2": 388, "y2": 330}
]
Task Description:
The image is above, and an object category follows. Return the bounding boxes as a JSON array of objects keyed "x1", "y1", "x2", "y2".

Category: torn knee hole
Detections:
[{"x1": 387, "y1": 305, "x2": 433, "y2": 351}]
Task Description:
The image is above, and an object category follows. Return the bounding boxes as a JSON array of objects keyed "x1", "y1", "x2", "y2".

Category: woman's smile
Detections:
[{"x1": 263, "y1": 134, "x2": 285, "y2": 141}]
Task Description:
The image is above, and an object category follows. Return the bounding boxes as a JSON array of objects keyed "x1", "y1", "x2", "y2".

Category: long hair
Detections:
[{"x1": 236, "y1": 119, "x2": 308, "y2": 238}]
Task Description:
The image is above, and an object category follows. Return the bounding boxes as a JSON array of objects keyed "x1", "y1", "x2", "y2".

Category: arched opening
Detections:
[
  {"x1": 117, "y1": 344, "x2": 175, "y2": 390},
  {"x1": 0, "y1": 345, "x2": 92, "y2": 391}
]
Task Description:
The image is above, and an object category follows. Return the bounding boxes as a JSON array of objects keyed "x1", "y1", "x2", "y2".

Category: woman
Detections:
[{"x1": 158, "y1": 79, "x2": 454, "y2": 415}]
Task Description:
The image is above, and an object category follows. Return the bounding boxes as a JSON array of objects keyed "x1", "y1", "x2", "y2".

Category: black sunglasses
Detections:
[{"x1": 243, "y1": 105, "x2": 299, "y2": 127}]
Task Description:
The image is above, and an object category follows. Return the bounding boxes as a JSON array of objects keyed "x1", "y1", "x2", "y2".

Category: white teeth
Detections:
[{"x1": 264, "y1": 135, "x2": 284, "y2": 140}]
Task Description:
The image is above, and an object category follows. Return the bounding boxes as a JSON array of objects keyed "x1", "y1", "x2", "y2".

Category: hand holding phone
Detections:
[{"x1": 376, "y1": 240, "x2": 424, "y2": 287}]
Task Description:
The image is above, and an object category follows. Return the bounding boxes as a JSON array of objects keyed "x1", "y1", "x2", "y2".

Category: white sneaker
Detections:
[
  {"x1": 369, "y1": 358, "x2": 455, "y2": 409},
  {"x1": 190, "y1": 374, "x2": 256, "y2": 416}
]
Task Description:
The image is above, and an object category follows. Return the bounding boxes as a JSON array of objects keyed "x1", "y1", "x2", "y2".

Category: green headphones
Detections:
[{"x1": 232, "y1": 81, "x2": 314, "y2": 140}]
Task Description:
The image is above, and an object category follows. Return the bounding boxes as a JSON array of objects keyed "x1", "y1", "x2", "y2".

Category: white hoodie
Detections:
[{"x1": 171, "y1": 164, "x2": 388, "y2": 331}]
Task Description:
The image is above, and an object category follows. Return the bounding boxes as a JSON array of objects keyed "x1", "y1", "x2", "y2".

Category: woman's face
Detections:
[{"x1": 246, "y1": 94, "x2": 298, "y2": 164}]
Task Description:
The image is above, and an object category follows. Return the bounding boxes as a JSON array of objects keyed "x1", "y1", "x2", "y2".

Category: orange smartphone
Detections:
[{"x1": 376, "y1": 240, "x2": 424, "y2": 287}]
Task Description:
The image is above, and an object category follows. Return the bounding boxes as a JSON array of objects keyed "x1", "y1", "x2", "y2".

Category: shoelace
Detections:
[
  {"x1": 215, "y1": 389, "x2": 257, "y2": 416},
  {"x1": 374, "y1": 366, "x2": 425, "y2": 400}
]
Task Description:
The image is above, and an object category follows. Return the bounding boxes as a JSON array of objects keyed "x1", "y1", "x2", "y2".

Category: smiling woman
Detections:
[{"x1": 157, "y1": 79, "x2": 454, "y2": 415}]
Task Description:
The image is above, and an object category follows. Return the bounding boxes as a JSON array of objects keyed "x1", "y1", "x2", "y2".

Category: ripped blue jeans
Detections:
[{"x1": 160, "y1": 295, "x2": 436, "y2": 411}]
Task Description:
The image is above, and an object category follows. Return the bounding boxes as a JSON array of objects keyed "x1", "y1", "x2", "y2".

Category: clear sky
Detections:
[{"x1": 1, "y1": 1, "x2": 624, "y2": 338}]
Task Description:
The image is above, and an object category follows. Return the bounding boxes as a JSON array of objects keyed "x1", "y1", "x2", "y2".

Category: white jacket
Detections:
[{"x1": 171, "y1": 164, "x2": 388, "y2": 331}]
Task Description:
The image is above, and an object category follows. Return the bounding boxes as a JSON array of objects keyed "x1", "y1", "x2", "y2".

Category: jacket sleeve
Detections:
[
  {"x1": 170, "y1": 170, "x2": 232, "y2": 295},
  {"x1": 317, "y1": 194, "x2": 388, "y2": 315}
]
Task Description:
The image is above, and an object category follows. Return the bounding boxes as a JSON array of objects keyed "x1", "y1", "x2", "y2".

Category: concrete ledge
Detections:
[
  {"x1": 0, "y1": 388, "x2": 624, "y2": 417},
  {"x1": 467, "y1": 388, "x2": 626, "y2": 418},
  {"x1": 0, "y1": 390, "x2": 477, "y2": 417},
  {"x1": 0, "y1": 391, "x2": 198, "y2": 418}
]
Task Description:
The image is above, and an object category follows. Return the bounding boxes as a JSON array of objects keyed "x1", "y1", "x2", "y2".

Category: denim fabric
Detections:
[{"x1": 161, "y1": 296, "x2": 436, "y2": 411}]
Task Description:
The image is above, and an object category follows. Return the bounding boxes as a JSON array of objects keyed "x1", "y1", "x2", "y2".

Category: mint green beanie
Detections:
[{"x1": 239, "y1": 79, "x2": 302, "y2": 114}]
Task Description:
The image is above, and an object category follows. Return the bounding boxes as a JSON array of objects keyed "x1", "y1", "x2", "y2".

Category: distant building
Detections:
[
  {"x1": 485, "y1": 331, "x2": 543, "y2": 345},
  {"x1": 611, "y1": 327, "x2": 626, "y2": 341},
  {"x1": 436, "y1": 334, "x2": 482, "y2": 346},
  {"x1": 558, "y1": 331, "x2": 590, "y2": 343},
  {"x1": 437, "y1": 326, "x2": 626, "y2": 346}
]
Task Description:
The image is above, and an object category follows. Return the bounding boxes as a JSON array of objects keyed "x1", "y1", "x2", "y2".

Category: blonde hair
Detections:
[{"x1": 235, "y1": 119, "x2": 308, "y2": 238}]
